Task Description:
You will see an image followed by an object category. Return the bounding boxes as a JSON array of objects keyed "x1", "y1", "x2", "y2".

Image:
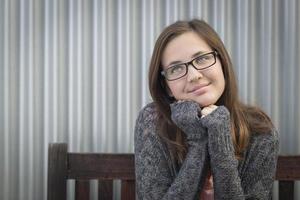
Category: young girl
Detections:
[{"x1": 134, "y1": 19, "x2": 278, "y2": 199}]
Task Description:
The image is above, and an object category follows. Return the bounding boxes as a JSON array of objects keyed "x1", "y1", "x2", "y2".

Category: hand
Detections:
[
  {"x1": 170, "y1": 100, "x2": 206, "y2": 141},
  {"x1": 201, "y1": 105, "x2": 230, "y2": 129},
  {"x1": 201, "y1": 105, "x2": 218, "y2": 118},
  {"x1": 170, "y1": 100, "x2": 201, "y2": 127}
]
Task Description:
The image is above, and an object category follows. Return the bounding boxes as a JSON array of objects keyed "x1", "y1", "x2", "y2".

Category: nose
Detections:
[{"x1": 187, "y1": 64, "x2": 203, "y2": 82}]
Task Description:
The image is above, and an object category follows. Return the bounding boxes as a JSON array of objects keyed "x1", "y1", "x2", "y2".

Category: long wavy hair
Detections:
[{"x1": 148, "y1": 19, "x2": 273, "y2": 164}]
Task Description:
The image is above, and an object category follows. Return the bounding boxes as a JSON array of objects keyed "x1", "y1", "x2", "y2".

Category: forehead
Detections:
[{"x1": 161, "y1": 31, "x2": 212, "y2": 68}]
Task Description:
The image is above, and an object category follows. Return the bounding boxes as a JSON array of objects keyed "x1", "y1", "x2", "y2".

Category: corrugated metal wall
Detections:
[{"x1": 0, "y1": 0, "x2": 299, "y2": 199}]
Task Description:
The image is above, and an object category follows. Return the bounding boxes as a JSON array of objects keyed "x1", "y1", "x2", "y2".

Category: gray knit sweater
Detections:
[{"x1": 134, "y1": 101, "x2": 279, "y2": 200}]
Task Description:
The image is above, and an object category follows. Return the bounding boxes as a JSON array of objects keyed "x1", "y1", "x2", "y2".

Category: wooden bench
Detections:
[
  {"x1": 276, "y1": 156, "x2": 300, "y2": 199},
  {"x1": 47, "y1": 143, "x2": 135, "y2": 200},
  {"x1": 48, "y1": 143, "x2": 300, "y2": 200}
]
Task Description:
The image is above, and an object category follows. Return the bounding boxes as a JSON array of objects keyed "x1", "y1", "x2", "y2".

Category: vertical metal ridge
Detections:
[
  {"x1": 18, "y1": 0, "x2": 26, "y2": 198},
  {"x1": 125, "y1": 0, "x2": 132, "y2": 152},
  {"x1": 271, "y1": 0, "x2": 280, "y2": 127},
  {"x1": 130, "y1": 0, "x2": 140, "y2": 152},
  {"x1": 67, "y1": 0, "x2": 75, "y2": 151},
  {"x1": 92, "y1": 0, "x2": 99, "y2": 152},
  {"x1": 75, "y1": 0, "x2": 82, "y2": 151},
  {"x1": 100, "y1": 0, "x2": 107, "y2": 152},
  {"x1": 248, "y1": 0, "x2": 256, "y2": 105},
  {"x1": 288, "y1": 0, "x2": 297, "y2": 154},
  {"x1": 265, "y1": 0, "x2": 273, "y2": 113},
  {"x1": 141, "y1": 0, "x2": 147, "y2": 106},
  {"x1": 297, "y1": 0, "x2": 300, "y2": 159},
  {"x1": 81, "y1": 0, "x2": 92, "y2": 152},
  {"x1": 0, "y1": 0, "x2": 5, "y2": 198},
  {"x1": 28, "y1": 0, "x2": 34, "y2": 197},
  {"x1": 3, "y1": 0, "x2": 10, "y2": 199},
  {"x1": 57, "y1": 0, "x2": 68, "y2": 143},
  {"x1": 52, "y1": 0, "x2": 58, "y2": 145},
  {"x1": 43, "y1": 0, "x2": 51, "y2": 199},
  {"x1": 117, "y1": 0, "x2": 123, "y2": 152}
]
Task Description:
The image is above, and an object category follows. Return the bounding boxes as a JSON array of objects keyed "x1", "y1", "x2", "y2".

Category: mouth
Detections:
[{"x1": 188, "y1": 83, "x2": 210, "y2": 95}]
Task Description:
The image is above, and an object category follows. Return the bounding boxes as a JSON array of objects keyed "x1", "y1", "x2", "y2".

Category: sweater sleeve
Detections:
[
  {"x1": 201, "y1": 106, "x2": 279, "y2": 199},
  {"x1": 134, "y1": 103, "x2": 209, "y2": 200},
  {"x1": 240, "y1": 130, "x2": 279, "y2": 199}
]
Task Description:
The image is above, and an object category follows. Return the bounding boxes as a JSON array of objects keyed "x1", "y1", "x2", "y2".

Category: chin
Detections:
[
  {"x1": 198, "y1": 103, "x2": 210, "y2": 108},
  {"x1": 195, "y1": 98, "x2": 217, "y2": 108}
]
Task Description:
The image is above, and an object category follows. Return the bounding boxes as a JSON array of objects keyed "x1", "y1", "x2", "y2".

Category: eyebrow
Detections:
[{"x1": 166, "y1": 51, "x2": 207, "y2": 67}]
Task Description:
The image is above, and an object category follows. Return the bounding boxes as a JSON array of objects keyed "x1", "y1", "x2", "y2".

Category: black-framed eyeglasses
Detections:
[{"x1": 161, "y1": 51, "x2": 218, "y2": 81}]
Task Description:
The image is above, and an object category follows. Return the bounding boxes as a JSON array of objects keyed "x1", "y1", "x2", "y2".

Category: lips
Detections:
[{"x1": 188, "y1": 83, "x2": 210, "y2": 94}]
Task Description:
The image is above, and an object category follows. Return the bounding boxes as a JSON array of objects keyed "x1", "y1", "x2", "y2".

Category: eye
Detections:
[
  {"x1": 169, "y1": 64, "x2": 185, "y2": 74},
  {"x1": 194, "y1": 54, "x2": 213, "y2": 64}
]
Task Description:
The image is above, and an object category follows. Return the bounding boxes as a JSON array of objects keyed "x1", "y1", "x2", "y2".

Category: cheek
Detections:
[
  {"x1": 215, "y1": 74, "x2": 226, "y2": 97},
  {"x1": 218, "y1": 70, "x2": 226, "y2": 91},
  {"x1": 211, "y1": 66, "x2": 225, "y2": 88},
  {"x1": 220, "y1": 76, "x2": 225, "y2": 91},
  {"x1": 167, "y1": 82, "x2": 185, "y2": 96}
]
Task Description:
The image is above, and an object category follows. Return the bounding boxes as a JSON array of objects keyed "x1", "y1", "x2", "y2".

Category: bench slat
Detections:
[
  {"x1": 68, "y1": 153, "x2": 135, "y2": 180},
  {"x1": 75, "y1": 180, "x2": 90, "y2": 200},
  {"x1": 48, "y1": 143, "x2": 68, "y2": 200},
  {"x1": 279, "y1": 181, "x2": 294, "y2": 200},
  {"x1": 98, "y1": 180, "x2": 113, "y2": 200},
  {"x1": 276, "y1": 156, "x2": 300, "y2": 180},
  {"x1": 121, "y1": 180, "x2": 135, "y2": 200}
]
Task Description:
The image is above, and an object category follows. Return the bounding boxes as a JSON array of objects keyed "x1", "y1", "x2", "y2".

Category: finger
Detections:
[
  {"x1": 209, "y1": 104, "x2": 217, "y2": 109},
  {"x1": 208, "y1": 105, "x2": 218, "y2": 112},
  {"x1": 201, "y1": 106, "x2": 216, "y2": 116},
  {"x1": 201, "y1": 107, "x2": 210, "y2": 116}
]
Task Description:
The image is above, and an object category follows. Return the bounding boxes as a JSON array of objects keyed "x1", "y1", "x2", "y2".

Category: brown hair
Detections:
[{"x1": 148, "y1": 19, "x2": 273, "y2": 164}]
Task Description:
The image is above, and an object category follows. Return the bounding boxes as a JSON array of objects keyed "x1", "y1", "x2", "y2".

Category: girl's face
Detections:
[{"x1": 161, "y1": 31, "x2": 225, "y2": 108}]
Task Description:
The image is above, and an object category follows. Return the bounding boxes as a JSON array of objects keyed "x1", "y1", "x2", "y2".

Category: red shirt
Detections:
[{"x1": 200, "y1": 171, "x2": 214, "y2": 200}]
